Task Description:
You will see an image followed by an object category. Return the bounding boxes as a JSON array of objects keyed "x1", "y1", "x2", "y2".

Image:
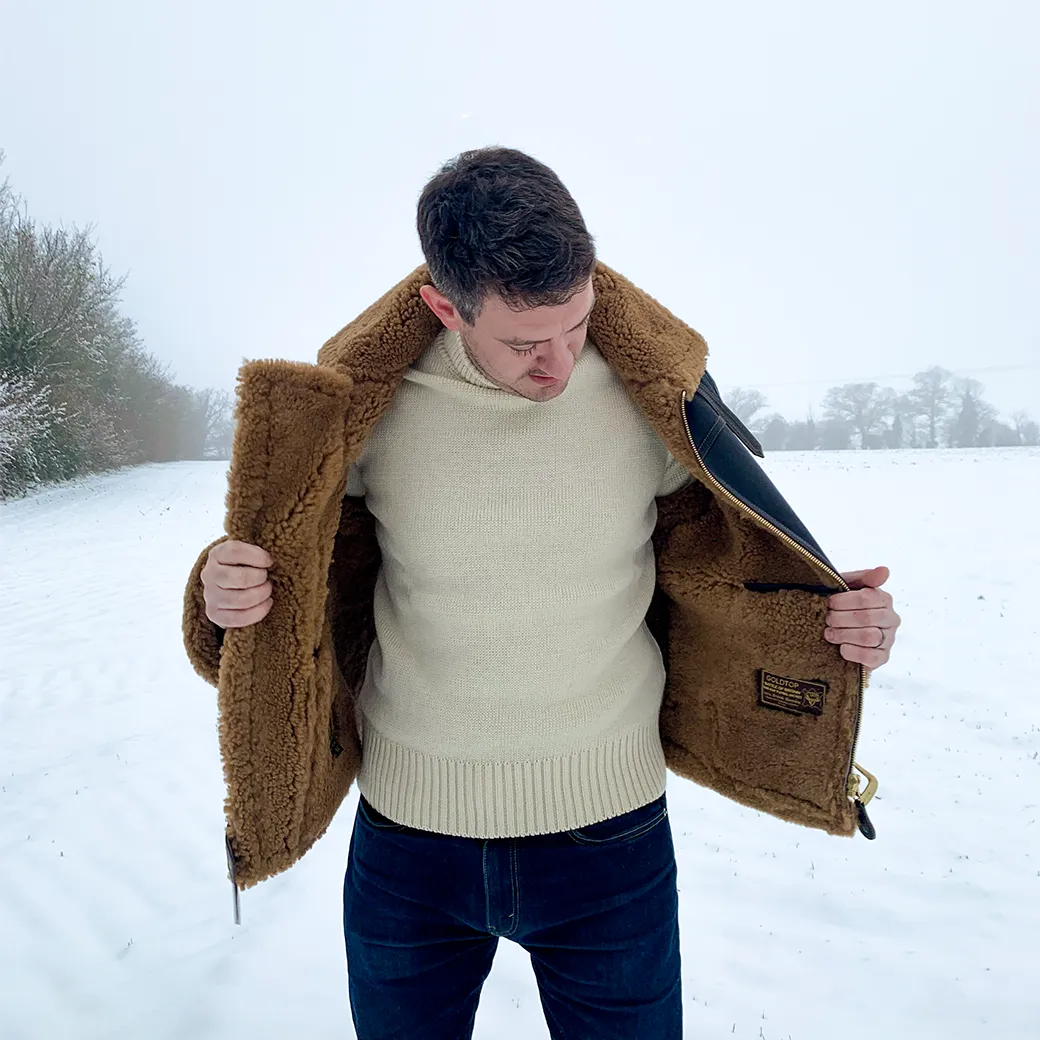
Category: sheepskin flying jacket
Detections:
[{"x1": 181, "y1": 261, "x2": 876, "y2": 893}]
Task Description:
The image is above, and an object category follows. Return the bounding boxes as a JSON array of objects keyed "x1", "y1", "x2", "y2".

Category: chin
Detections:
[{"x1": 526, "y1": 381, "x2": 566, "y2": 401}]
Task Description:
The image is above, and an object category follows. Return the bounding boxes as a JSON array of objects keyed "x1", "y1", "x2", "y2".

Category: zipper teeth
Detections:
[{"x1": 679, "y1": 390, "x2": 867, "y2": 792}]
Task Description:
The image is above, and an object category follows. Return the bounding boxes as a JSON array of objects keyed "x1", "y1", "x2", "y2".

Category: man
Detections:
[{"x1": 186, "y1": 147, "x2": 901, "y2": 1040}]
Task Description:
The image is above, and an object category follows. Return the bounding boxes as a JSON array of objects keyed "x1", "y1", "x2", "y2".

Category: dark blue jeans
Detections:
[{"x1": 342, "y1": 790, "x2": 682, "y2": 1039}]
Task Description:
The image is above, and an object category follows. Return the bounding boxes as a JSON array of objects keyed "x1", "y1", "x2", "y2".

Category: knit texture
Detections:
[{"x1": 346, "y1": 328, "x2": 691, "y2": 837}]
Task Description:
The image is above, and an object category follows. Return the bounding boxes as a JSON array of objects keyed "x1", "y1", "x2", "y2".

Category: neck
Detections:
[{"x1": 458, "y1": 328, "x2": 523, "y2": 397}]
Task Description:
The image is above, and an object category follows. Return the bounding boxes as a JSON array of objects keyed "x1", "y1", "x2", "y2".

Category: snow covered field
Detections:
[{"x1": 2, "y1": 447, "x2": 1038, "y2": 1040}]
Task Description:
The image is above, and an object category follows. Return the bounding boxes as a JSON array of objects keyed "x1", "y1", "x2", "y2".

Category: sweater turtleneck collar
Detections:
[{"x1": 438, "y1": 327, "x2": 508, "y2": 392}]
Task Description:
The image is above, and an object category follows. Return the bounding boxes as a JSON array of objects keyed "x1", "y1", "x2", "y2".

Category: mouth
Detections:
[{"x1": 529, "y1": 374, "x2": 559, "y2": 386}]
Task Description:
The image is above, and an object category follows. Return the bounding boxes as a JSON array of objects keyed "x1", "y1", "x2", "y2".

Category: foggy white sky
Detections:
[{"x1": 2, "y1": 0, "x2": 1037, "y2": 421}]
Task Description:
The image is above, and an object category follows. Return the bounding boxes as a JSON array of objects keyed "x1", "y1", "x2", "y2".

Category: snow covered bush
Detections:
[{"x1": 0, "y1": 374, "x2": 62, "y2": 498}]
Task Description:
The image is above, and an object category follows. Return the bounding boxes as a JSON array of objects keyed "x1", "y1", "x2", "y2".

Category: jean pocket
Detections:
[
  {"x1": 357, "y1": 795, "x2": 407, "y2": 831},
  {"x1": 566, "y1": 793, "x2": 668, "y2": 846}
]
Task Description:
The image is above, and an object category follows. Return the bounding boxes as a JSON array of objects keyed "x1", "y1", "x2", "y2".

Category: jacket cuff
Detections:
[{"x1": 182, "y1": 536, "x2": 229, "y2": 687}]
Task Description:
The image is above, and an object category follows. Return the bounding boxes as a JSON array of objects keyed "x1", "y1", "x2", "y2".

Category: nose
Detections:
[{"x1": 534, "y1": 340, "x2": 575, "y2": 380}]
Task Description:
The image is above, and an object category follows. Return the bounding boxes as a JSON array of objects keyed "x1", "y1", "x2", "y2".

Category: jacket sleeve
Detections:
[{"x1": 181, "y1": 536, "x2": 228, "y2": 688}]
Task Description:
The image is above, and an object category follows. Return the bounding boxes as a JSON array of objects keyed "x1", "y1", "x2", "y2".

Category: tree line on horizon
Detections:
[
  {"x1": 3, "y1": 152, "x2": 1036, "y2": 500},
  {"x1": 0, "y1": 154, "x2": 232, "y2": 499},
  {"x1": 724, "y1": 369, "x2": 1039, "y2": 452}
]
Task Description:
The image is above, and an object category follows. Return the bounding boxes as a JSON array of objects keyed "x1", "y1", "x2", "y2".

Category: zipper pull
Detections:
[
  {"x1": 225, "y1": 833, "x2": 241, "y2": 925},
  {"x1": 855, "y1": 799, "x2": 877, "y2": 840},
  {"x1": 847, "y1": 763, "x2": 879, "y2": 840}
]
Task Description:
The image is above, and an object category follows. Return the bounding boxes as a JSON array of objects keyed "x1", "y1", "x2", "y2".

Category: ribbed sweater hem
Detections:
[{"x1": 356, "y1": 719, "x2": 668, "y2": 839}]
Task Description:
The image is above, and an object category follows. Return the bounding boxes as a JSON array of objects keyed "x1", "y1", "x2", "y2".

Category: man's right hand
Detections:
[{"x1": 201, "y1": 540, "x2": 274, "y2": 628}]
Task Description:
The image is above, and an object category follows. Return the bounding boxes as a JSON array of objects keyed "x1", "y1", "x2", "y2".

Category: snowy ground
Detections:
[{"x1": 2, "y1": 447, "x2": 1038, "y2": 1040}]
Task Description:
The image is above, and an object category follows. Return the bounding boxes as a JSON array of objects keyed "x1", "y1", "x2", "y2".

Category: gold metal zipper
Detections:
[{"x1": 679, "y1": 390, "x2": 875, "y2": 828}]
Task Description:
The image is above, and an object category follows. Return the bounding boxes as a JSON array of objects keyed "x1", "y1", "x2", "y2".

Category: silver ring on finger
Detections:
[{"x1": 873, "y1": 627, "x2": 886, "y2": 649}]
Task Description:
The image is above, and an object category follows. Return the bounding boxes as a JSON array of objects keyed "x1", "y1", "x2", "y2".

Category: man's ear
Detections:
[{"x1": 419, "y1": 284, "x2": 461, "y2": 330}]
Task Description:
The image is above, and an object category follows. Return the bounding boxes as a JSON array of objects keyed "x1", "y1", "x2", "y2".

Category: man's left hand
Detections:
[{"x1": 824, "y1": 565, "x2": 901, "y2": 670}]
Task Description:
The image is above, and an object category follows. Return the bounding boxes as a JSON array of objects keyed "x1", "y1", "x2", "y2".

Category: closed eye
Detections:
[{"x1": 508, "y1": 315, "x2": 591, "y2": 355}]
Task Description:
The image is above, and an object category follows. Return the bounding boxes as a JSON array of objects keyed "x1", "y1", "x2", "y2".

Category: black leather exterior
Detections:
[{"x1": 689, "y1": 371, "x2": 838, "y2": 575}]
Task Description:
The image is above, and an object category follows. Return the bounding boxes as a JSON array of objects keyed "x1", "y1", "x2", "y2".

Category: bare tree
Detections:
[
  {"x1": 724, "y1": 386, "x2": 769, "y2": 426},
  {"x1": 906, "y1": 366, "x2": 956, "y2": 448},
  {"x1": 822, "y1": 382, "x2": 894, "y2": 448},
  {"x1": 172, "y1": 387, "x2": 234, "y2": 461},
  {"x1": 1011, "y1": 410, "x2": 1040, "y2": 446},
  {"x1": 0, "y1": 215, "x2": 123, "y2": 382},
  {"x1": 203, "y1": 389, "x2": 234, "y2": 459}
]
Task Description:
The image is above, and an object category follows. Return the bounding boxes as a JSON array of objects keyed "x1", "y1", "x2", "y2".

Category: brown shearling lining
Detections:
[{"x1": 182, "y1": 262, "x2": 864, "y2": 889}]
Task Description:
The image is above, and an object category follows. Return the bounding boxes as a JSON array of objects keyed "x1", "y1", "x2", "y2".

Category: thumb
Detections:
[{"x1": 840, "y1": 565, "x2": 890, "y2": 590}]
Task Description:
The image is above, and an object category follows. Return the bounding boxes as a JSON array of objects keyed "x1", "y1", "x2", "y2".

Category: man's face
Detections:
[{"x1": 419, "y1": 279, "x2": 595, "y2": 402}]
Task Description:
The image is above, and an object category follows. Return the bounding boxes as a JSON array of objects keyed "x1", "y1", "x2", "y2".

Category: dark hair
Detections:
[{"x1": 416, "y1": 147, "x2": 596, "y2": 324}]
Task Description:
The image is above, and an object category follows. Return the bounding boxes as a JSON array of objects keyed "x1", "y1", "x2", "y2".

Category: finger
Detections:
[
  {"x1": 839, "y1": 565, "x2": 890, "y2": 590},
  {"x1": 207, "y1": 580, "x2": 273, "y2": 612},
  {"x1": 212, "y1": 563, "x2": 269, "y2": 591},
  {"x1": 827, "y1": 587, "x2": 891, "y2": 611},
  {"x1": 214, "y1": 540, "x2": 274, "y2": 569},
  {"x1": 840, "y1": 641, "x2": 889, "y2": 667},
  {"x1": 825, "y1": 607, "x2": 894, "y2": 629},
  {"x1": 209, "y1": 596, "x2": 274, "y2": 629},
  {"x1": 824, "y1": 625, "x2": 885, "y2": 648}
]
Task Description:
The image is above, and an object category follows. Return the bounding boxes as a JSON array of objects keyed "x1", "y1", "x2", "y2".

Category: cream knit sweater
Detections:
[{"x1": 345, "y1": 326, "x2": 692, "y2": 838}]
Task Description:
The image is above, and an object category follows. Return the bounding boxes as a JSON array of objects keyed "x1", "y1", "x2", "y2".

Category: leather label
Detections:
[{"x1": 758, "y1": 670, "x2": 827, "y2": 716}]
